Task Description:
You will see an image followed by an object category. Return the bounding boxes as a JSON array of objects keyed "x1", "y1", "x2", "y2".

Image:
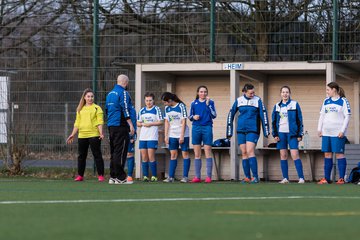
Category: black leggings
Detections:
[{"x1": 77, "y1": 137, "x2": 104, "y2": 176}]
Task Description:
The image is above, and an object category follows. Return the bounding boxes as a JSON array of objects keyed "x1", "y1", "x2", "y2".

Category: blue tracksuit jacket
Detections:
[
  {"x1": 226, "y1": 95, "x2": 269, "y2": 137},
  {"x1": 105, "y1": 84, "x2": 133, "y2": 127},
  {"x1": 271, "y1": 99, "x2": 303, "y2": 138}
]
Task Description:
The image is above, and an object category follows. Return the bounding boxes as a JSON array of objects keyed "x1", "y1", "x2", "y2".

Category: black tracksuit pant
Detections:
[
  {"x1": 77, "y1": 137, "x2": 104, "y2": 177},
  {"x1": 108, "y1": 126, "x2": 129, "y2": 180}
]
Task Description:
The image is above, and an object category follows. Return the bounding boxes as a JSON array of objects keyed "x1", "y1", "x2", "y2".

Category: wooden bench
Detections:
[
  {"x1": 257, "y1": 147, "x2": 321, "y2": 181},
  {"x1": 161, "y1": 146, "x2": 230, "y2": 180}
]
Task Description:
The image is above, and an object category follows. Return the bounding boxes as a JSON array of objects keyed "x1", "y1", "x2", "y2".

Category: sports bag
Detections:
[
  {"x1": 347, "y1": 166, "x2": 360, "y2": 183},
  {"x1": 212, "y1": 138, "x2": 230, "y2": 147}
]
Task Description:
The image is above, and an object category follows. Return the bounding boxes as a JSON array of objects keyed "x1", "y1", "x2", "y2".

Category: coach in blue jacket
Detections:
[{"x1": 106, "y1": 74, "x2": 135, "y2": 184}]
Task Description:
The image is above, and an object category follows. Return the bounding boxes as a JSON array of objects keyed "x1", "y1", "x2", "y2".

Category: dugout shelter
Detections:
[{"x1": 134, "y1": 61, "x2": 360, "y2": 181}]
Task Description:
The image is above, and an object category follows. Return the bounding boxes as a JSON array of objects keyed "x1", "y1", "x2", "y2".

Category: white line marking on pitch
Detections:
[
  {"x1": 1, "y1": 196, "x2": 360, "y2": 205},
  {"x1": 215, "y1": 210, "x2": 360, "y2": 216}
]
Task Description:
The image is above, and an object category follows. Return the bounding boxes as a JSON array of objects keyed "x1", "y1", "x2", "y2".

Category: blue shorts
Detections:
[
  {"x1": 139, "y1": 140, "x2": 158, "y2": 149},
  {"x1": 237, "y1": 133, "x2": 259, "y2": 145},
  {"x1": 128, "y1": 141, "x2": 135, "y2": 153},
  {"x1": 277, "y1": 132, "x2": 299, "y2": 150},
  {"x1": 169, "y1": 137, "x2": 189, "y2": 151},
  {"x1": 192, "y1": 125, "x2": 213, "y2": 146},
  {"x1": 321, "y1": 136, "x2": 345, "y2": 153}
]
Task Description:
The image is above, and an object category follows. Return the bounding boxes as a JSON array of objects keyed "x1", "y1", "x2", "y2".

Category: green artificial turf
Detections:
[{"x1": 0, "y1": 179, "x2": 359, "y2": 240}]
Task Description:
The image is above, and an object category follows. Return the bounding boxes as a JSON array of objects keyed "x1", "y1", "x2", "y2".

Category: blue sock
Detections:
[
  {"x1": 183, "y1": 158, "x2": 191, "y2": 177},
  {"x1": 206, "y1": 158, "x2": 213, "y2": 178},
  {"x1": 127, "y1": 157, "x2": 135, "y2": 177},
  {"x1": 194, "y1": 159, "x2": 202, "y2": 178},
  {"x1": 294, "y1": 159, "x2": 304, "y2": 179},
  {"x1": 150, "y1": 161, "x2": 157, "y2": 177},
  {"x1": 142, "y1": 161, "x2": 149, "y2": 177},
  {"x1": 169, "y1": 159, "x2": 177, "y2": 178},
  {"x1": 280, "y1": 160, "x2": 289, "y2": 179},
  {"x1": 249, "y1": 157, "x2": 258, "y2": 179},
  {"x1": 242, "y1": 159, "x2": 251, "y2": 179},
  {"x1": 337, "y1": 158, "x2": 347, "y2": 179},
  {"x1": 324, "y1": 158, "x2": 333, "y2": 182}
]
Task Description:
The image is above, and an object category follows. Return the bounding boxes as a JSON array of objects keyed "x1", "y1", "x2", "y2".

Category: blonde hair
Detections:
[{"x1": 76, "y1": 88, "x2": 93, "y2": 113}]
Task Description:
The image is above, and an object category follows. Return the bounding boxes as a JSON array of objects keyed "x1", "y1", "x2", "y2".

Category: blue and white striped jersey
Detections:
[
  {"x1": 318, "y1": 97, "x2": 351, "y2": 137},
  {"x1": 227, "y1": 95, "x2": 269, "y2": 137},
  {"x1": 164, "y1": 103, "x2": 189, "y2": 138},
  {"x1": 271, "y1": 99, "x2": 303, "y2": 138},
  {"x1": 137, "y1": 106, "x2": 163, "y2": 141}
]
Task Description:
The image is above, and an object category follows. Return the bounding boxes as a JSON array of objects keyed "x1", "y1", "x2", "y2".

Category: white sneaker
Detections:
[
  {"x1": 163, "y1": 177, "x2": 174, "y2": 183},
  {"x1": 114, "y1": 178, "x2": 133, "y2": 184},
  {"x1": 108, "y1": 178, "x2": 116, "y2": 184},
  {"x1": 180, "y1": 177, "x2": 189, "y2": 183},
  {"x1": 298, "y1": 178, "x2": 305, "y2": 184},
  {"x1": 279, "y1": 178, "x2": 289, "y2": 184},
  {"x1": 358, "y1": 182, "x2": 360, "y2": 185}
]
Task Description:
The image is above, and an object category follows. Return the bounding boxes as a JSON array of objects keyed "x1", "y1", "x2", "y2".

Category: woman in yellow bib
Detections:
[{"x1": 67, "y1": 88, "x2": 105, "y2": 182}]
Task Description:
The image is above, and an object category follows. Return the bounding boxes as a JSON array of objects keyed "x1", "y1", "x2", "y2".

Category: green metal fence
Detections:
[{"x1": 0, "y1": 0, "x2": 359, "y2": 163}]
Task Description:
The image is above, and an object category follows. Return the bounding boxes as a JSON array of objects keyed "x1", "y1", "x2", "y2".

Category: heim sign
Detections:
[{"x1": 222, "y1": 63, "x2": 243, "y2": 70}]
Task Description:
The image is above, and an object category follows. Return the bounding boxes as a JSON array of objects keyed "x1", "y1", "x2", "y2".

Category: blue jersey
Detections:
[
  {"x1": 227, "y1": 95, "x2": 269, "y2": 137},
  {"x1": 189, "y1": 99, "x2": 217, "y2": 126},
  {"x1": 105, "y1": 84, "x2": 133, "y2": 127},
  {"x1": 272, "y1": 99, "x2": 303, "y2": 138}
]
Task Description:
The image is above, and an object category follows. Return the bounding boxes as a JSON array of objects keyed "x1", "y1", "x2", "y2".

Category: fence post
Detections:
[
  {"x1": 332, "y1": 0, "x2": 338, "y2": 60},
  {"x1": 210, "y1": 0, "x2": 216, "y2": 62},
  {"x1": 64, "y1": 103, "x2": 68, "y2": 142},
  {"x1": 92, "y1": 0, "x2": 99, "y2": 176}
]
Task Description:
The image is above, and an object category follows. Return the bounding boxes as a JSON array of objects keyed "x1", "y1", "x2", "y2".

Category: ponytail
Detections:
[
  {"x1": 338, "y1": 87, "x2": 345, "y2": 98},
  {"x1": 161, "y1": 92, "x2": 184, "y2": 104},
  {"x1": 327, "y1": 82, "x2": 346, "y2": 98}
]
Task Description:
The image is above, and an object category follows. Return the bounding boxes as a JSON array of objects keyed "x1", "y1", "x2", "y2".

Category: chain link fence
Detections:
[{"x1": 0, "y1": 0, "x2": 359, "y2": 164}]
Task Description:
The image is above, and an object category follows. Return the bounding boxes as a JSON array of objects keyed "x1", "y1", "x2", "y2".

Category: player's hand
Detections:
[
  {"x1": 274, "y1": 136, "x2": 280, "y2": 142},
  {"x1": 318, "y1": 131, "x2": 322, "y2": 137},
  {"x1": 99, "y1": 134, "x2": 104, "y2": 140},
  {"x1": 129, "y1": 125, "x2": 135, "y2": 136},
  {"x1": 338, "y1": 132, "x2": 344, "y2": 138},
  {"x1": 193, "y1": 115, "x2": 200, "y2": 120},
  {"x1": 179, "y1": 137, "x2": 184, "y2": 144},
  {"x1": 66, "y1": 135, "x2": 74, "y2": 144},
  {"x1": 206, "y1": 97, "x2": 210, "y2": 106}
]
